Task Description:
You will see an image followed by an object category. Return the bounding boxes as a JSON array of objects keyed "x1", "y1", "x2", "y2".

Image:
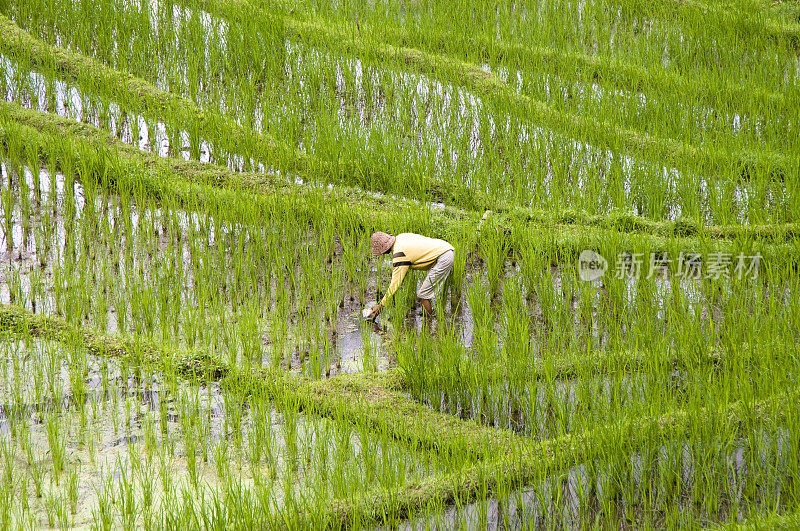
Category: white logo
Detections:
[{"x1": 578, "y1": 250, "x2": 608, "y2": 281}]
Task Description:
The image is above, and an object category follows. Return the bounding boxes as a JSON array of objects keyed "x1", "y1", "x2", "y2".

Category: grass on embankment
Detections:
[
  {"x1": 319, "y1": 385, "x2": 800, "y2": 527},
  {"x1": 0, "y1": 11, "x2": 488, "y2": 208},
  {"x1": 0, "y1": 11, "x2": 308, "y2": 175},
  {"x1": 0, "y1": 304, "x2": 521, "y2": 464},
  {"x1": 2, "y1": 100, "x2": 798, "y2": 278},
  {"x1": 225, "y1": 0, "x2": 791, "y2": 113},
  {"x1": 7, "y1": 303, "x2": 793, "y2": 529},
  {"x1": 207, "y1": 0, "x2": 796, "y2": 183},
  {"x1": 4, "y1": 5, "x2": 795, "y2": 221},
  {"x1": 719, "y1": 509, "x2": 800, "y2": 531}
]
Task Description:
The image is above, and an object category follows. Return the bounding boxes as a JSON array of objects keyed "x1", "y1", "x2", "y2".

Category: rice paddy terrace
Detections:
[{"x1": 0, "y1": 0, "x2": 798, "y2": 527}]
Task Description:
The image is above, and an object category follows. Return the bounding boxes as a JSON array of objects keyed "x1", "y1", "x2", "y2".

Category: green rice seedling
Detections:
[
  {"x1": 45, "y1": 412, "x2": 65, "y2": 483},
  {"x1": 67, "y1": 466, "x2": 78, "y2": 515},
  {"x1": 92, "y1": 473, "x2": 115, "y2": 531},
  {"x1": 116, "y1": 456, "x2": 137, "y2": 528},
  {"x1": 44, "y1": 490, "x2": 59, "y2": 528},
  {"x1": 138, "y1": 462, "x2": 156, "y2": 516},
  {"x1": 214, "y1": 439, "x2": 229, "y2": 481},
  {"x1": 447, "y1": 225, "x2": 476, "y2": 304},
  {"x1": 478, "y1": 230, "x2": 511, "y2": 299},
  {"x1": 1, "y1": 187, "x2": 14, "y2": 256},
  {"x1": 28, "y1": 456, "x2": 43, "y2": 500},
  {"x1": 0, "y1": 0, "x2": 796, "y2": 526},
  {"x1": 66, "y1": 344, "x2": 87, "y2": 407},
  {"x1": 239, "y1": 300, "x2": 262, "y2": 365},
  {"x1": 16, "y1": 474, "x2": 30, "y2": 523},
  {"x1": 501, "y1": 275, "x2": 531, "y2": 378},
  {"x1": 0, "y1": 443, "x2": 14, "y2": 508},
  {"x1": 466, "y1": 278, "x2": 494, "y2": 359}
]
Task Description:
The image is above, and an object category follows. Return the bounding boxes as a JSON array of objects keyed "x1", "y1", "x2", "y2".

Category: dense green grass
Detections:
[
  {"x1": 0, "y1": 0, "x2": 797, "y2": 527},
  {"x1": 2, "y1": 0, "x2": 797, "y2": 221}
]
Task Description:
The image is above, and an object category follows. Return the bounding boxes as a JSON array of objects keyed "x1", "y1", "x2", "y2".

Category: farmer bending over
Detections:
[{"x1": 368, "y1": 231, "x2": 454, "y2": 319}]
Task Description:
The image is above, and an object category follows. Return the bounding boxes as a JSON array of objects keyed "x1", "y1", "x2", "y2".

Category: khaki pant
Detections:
[{"x1": 417, "y1": 249, "x2": 454, "y2": 300}]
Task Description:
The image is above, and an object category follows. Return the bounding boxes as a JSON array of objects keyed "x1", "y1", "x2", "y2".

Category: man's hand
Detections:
[{"x1": 368, "y1": 303, "x2": 383, "y2": 319}]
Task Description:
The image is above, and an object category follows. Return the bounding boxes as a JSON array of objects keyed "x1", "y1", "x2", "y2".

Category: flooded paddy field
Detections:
[
  {"x1": 0, "y1": 0, "x2": 798, "y2": 527},
  {"x1": 1, "y1": 0, "x2": 795, "y2": 224},
  {"x1": 403, "y1": 427, "x2": 800, "y2": 529},
  {"x1": 0, "y1": 337, "x2": 458, "y2": 527}
]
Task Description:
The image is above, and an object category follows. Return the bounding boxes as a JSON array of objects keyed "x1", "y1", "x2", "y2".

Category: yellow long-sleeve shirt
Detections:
[{"x1": 380, "y1": 233, "x2": 454, "y2": 306}]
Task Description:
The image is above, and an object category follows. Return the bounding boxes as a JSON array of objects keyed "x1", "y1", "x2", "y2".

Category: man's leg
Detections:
[
  {"x1": 419, "y1": 297, "x2": 433, "y2": 315},
  {"x1": 417, "y1": 250, "x2": 454, "y2": 317},
  {"x1": 418, "y1": 268, "x2": 438, "y2": 318}
]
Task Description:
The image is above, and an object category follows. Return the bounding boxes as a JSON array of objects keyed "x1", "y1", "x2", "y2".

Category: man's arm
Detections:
[{"x1": 380, "y1": 264, "x2": 409, "y2": 306}]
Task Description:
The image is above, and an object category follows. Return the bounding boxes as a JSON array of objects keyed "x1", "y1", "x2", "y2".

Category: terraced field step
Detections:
[
  {"x1": 202, "y1": 0, "x2": 795, "y2": 182},
  {"x1": 3, "y1": 102, "x2": 798, "y2": 277},
  {"x1": 718, "y1": 509, "x2": 800, "y2": 530},
  {"x1": 765, "y1": 0, "x2": 800, "y2": 26},
  {"x1": 319, "y1": 385, "x2": 800, "y2": 527},
  {"x1": 3, "y1": 9, "x2": 794, "y2": 224},
  {"x1": 501, "y1": 208, "x2": 800, "y2": 243},
  {"x1": 223, "y1": 0, "x2": 790, "y2": 112},
  {"x1": 3, "y1": 9, "x2": 797, "y2": 240},
  {"x1": 414, "y1": 345, "x2": 764, "y2": 388},
  {"x1": 0, "y1": 12, "x2": 309, "y2": 173},
  {"x1": 0, "y1": 304, "x2": 524, "y2": 463},
  {"x1": 0, "y1": 12, "x2": 486, "y2": 209},
  {"x1": 627, "y1": 0, "x2": 800, "y2": 46},
  {"x1": 7, "y1": 303, "x2": 792, "y2": 528}
]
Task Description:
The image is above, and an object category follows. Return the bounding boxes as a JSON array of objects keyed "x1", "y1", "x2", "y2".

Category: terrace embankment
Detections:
[
  {"x1": 320, "y1": 385, "x2": 800, "y2": 527},
  {"x1": 198, "y1": 0, "x2": 796, "y2": 184},
  {"x1": 0, "y1": 0, "x2": 798, "y2": 525},
  {"x1": 0, "y1": 304, "x2": 525, "y2": 464},
  {"x1": 7, "y1": 301, "x2": 794, "y2": 528},
  {"x1": 2, "y1": 101, "x2": 798, "y2": 274},
  {"x1": 0, "y1": 12, "x2": 307, "y2": 176},
  {"x1": 2, "y1": 8, "x2": 796, "y2": 222}
]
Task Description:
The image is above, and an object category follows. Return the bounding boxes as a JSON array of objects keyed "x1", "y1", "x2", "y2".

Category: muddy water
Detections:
[
  {"x1": 279, "y1": 41, "x2": 723, "y2": 223},
  {"x1": 486, "y1": 59, "x2": 771, "y2": 144},
  {"x1": 0, "y1": 55, "x2": 215, "y2": 163},
  {"x1": 333, "y1": 302, "x2": 389, "y2": 374},
  {"x1": 3, "y1": 0, "x2": 793, "y2": 225},
  {"x1": 417, "y1": 368, "x2": 698, "y2": 439},
  {"x1": 273, "y1": 283, "x2": 479, "y2": 377},
  {"x1": 0, "y1": 150, "x2": 754, "y2": 385},
  {"x1": 270, "y1": 296, "x2": 392, "y2": 377},
  {"x1": 0, "y1": 155, "x2": 491, "y2": 378},
  {"x1": 0, "y1": 338, "x2": 235, "y2": 527},
  {"x1": 402, "y1": 262, "x2": 765, "y2": 436}
]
